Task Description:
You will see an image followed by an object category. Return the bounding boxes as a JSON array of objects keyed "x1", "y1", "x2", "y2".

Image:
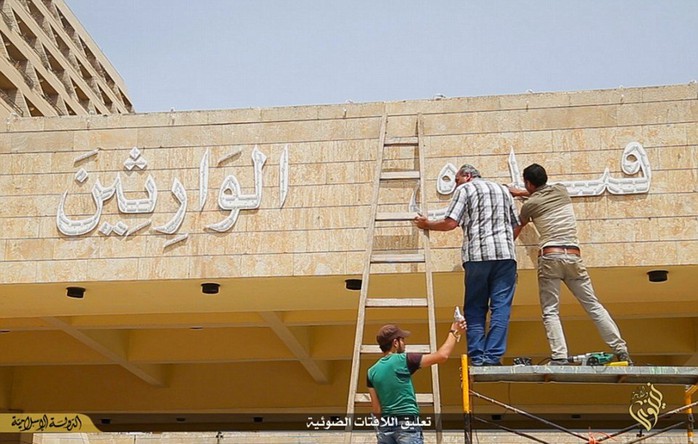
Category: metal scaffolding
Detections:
[{"x1": 461, "y1": 357, "x2": 698, "y2": 444}]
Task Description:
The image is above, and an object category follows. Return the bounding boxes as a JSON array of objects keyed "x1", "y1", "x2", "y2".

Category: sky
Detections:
[{"x1": 64, "y1": 1, "x2": 698, "y2": 114}]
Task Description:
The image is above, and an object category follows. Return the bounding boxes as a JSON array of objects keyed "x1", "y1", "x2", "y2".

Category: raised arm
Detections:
[
  {"x1": 513, "y1": 221, "x2": 527, "y2": 240},
  {"x1": 508, "y1": 186, "x2": 530, "y2": 198},
  {"x1": 413, "y1": 215, "x2": 458, "y2": 232},
  {"x1": 419, "y1": 320, "x2": 467, "y2": 367}
]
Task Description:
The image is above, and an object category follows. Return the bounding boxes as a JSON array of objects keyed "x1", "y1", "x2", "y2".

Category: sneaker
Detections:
[
  {"x1": 513, "y1": 357, "x2": 532, "y2": 366},
  {"x1": 617, "y1": 352, "x2": 634, "y2": 365},
  {"x1": 482, "y1": 361, "x2": 502, "y2": 366},
  {"x1": 548, "y1": 358, "x2": 570, "y2": 366}
]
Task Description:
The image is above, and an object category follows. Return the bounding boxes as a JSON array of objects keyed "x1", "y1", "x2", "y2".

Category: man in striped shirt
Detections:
[{"x1": 414, "y1": 164, "x2": 518, "y2": 366}]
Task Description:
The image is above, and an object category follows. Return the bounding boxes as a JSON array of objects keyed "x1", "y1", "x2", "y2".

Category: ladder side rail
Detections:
[
  {"x1": 345, "y1": 111, "x2": 388, "y2": 419},
  {"x1": 417, "y1": 115, "x2": 443, "y2": 443}
]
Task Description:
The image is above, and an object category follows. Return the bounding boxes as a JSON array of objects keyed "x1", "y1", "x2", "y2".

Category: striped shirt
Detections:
[{"x1": 444, "y1": 178, "x2": 518, "y2": 263}]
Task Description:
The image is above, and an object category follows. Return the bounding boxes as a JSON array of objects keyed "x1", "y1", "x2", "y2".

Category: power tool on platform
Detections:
[{"x1": 568, "y1": 352, "x2": 617, "y2": 366}]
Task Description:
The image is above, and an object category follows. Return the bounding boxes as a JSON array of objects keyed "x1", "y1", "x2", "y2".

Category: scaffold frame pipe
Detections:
[
  {"x1": 470, "y1": 389, "x2": 589, "y2": 441},
  {"x1": 473, "y1": 416, "x2": 549, "y2": 444},
  {"x1": 622, "y1": 421, "x2": 686, "y2": 444},
  {"x1": 686, "y1": 384, "x2": 697, "y2": 444},
  {"x1": 595, "y1": 399, "x2": 698, "y2": 443},
  {"x1": 461, "y1": 354, "x2": 472, "y2": 444}
]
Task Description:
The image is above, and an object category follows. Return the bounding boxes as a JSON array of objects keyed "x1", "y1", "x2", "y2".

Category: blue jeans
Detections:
[
  {"x1": 375, "y1": 421, "x2": 423, "y2": 444},
  {"x1": 463, "y1": 259, "x2": 517, "y2": 365}
]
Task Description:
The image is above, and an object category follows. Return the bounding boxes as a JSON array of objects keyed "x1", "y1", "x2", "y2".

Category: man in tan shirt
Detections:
[{"x1": 510, "y1": 163, "x2": 632, "y2": 365}]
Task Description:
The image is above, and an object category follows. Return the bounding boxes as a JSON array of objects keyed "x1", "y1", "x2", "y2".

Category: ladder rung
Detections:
[
  {"x1": 376, "y1": 212, "x2": 417, "y2": 221},
  {"x1": 371, "y1": 253, "x2": 425, "y2": 264},
  {"x1": 361, "y1": 344, "x2": 431, "y2": 354},
  {"x1": 380, "y1": 171, "x2": 420, "y2": 180},
  {"x1": 366, "y1": 298, "x2": 428, "y2": 307},
  {"x1": 355, "y1": 393, "x2": 434, "y2": 404},
  {"x1": 385, "y1": 136, "x2": 419, "y2": 146}
]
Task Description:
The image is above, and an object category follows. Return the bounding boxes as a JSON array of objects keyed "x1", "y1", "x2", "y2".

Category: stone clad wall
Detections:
[{"x1": 0, "y1": 84, "x2": 696, "y2": 285}]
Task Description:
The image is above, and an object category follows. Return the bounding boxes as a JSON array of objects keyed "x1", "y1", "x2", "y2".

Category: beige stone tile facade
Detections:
[
  {"x1": 0, "y1": 84, "x2": 695, "y2": 439},
  {"x1": 1, "y1": 84, "x2": 695, "y2": 284}
]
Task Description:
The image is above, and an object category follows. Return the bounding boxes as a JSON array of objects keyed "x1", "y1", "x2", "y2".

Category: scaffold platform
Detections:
[
  {"x1": 461, "y1": 360, "x2": 698, "y2": 443},
  {"x1": 469, "y1": 365, "x2": 698, "y2": 385}
]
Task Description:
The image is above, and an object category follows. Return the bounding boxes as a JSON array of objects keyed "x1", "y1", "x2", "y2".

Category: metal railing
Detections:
[
  {"x1": 0, "y1": 88, "x2": 25, "y2": 116},
  {"x1": 0, "y1": 8, "x2": 16, "y2": 30}
]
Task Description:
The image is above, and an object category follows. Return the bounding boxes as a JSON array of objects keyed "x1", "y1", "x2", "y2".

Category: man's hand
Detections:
[
  {"x1": 414, "y1": 215, "x2": 458, "y2": 232},
  {"x1": 421, "y1": 319, "x2": 468, "y2": 367},
  {"x1": 413, "y1": 214, "x2": 429, "y2": 230},
  {"x1": 508, "y1": 186, "x2": 529, "y2": 198},
  {"x1": 451, "y1": 320, "x2": 466, "y2": 334}
]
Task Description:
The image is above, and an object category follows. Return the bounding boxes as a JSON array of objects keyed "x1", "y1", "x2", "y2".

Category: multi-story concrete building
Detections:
[{"x1": 0, "y1": 0, "x2": 132, "y2": 118}]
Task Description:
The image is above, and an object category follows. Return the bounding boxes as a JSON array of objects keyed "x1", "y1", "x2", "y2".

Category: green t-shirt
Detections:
[{"x1": 366, "y1": 353, "x2": 421, "y2": 415}]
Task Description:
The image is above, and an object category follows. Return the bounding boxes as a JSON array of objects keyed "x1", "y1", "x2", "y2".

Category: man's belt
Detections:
[{"x1": 539, "y1": 246, "x2": 581, "y2": 257}]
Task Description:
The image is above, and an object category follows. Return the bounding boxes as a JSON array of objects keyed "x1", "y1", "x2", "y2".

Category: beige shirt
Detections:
[{"x1": 520, "y1": 184, "x2": 579, "y2": 248}]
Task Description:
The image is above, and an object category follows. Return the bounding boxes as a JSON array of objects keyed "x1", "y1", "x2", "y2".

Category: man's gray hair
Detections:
[{"x1": 458, "y1": 164, "x2": 481, "y2": 178}]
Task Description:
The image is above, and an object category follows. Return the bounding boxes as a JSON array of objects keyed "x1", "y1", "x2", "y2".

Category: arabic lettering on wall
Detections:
[
  {"x1": 414, "y1": 141, "x2": 651, "y2": 217},
  {"x1": 56, "y1": 145, "x2": 290, "y2": 249},
  {"x1": 56, "y1": 141, "x2": 651, "y2": 247}
]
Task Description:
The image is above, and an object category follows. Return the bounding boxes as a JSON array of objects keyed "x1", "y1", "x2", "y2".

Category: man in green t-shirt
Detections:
[{"x1": 367, "y1": 320, "x2": 466, "y2": 444}]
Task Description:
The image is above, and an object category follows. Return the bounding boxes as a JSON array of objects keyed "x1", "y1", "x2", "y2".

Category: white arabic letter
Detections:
[
  {"x1": 116, "y1": 173, "x2": 158, "y2": 213},
  {"x1": 206, "y1": 146, "x2": 267, "y2": 232},
  {"x1": 437, "y1": 163, "x2": 457, "y2": 195},
  {"x1": 57, "y1": 178, "x2": 117, "y2": 236},
  {"x1": 199, "y1": 148, "x2": 209, "y2": 211},
  {"x1": 279, "y1": 144, "x2": 289, "y2": 208},
  {"x1": 508, "y1": 149, "x2": 525, "y2": 188},
  {"x1": 606, "y1": 142, "x2": 651, "y2": 194},
  {"x1": 154, "y1": 178, "x2": 187, "y2": 234},
  {"x1": 559, "y1": 169, "x2": 610, "y2": 197}
]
